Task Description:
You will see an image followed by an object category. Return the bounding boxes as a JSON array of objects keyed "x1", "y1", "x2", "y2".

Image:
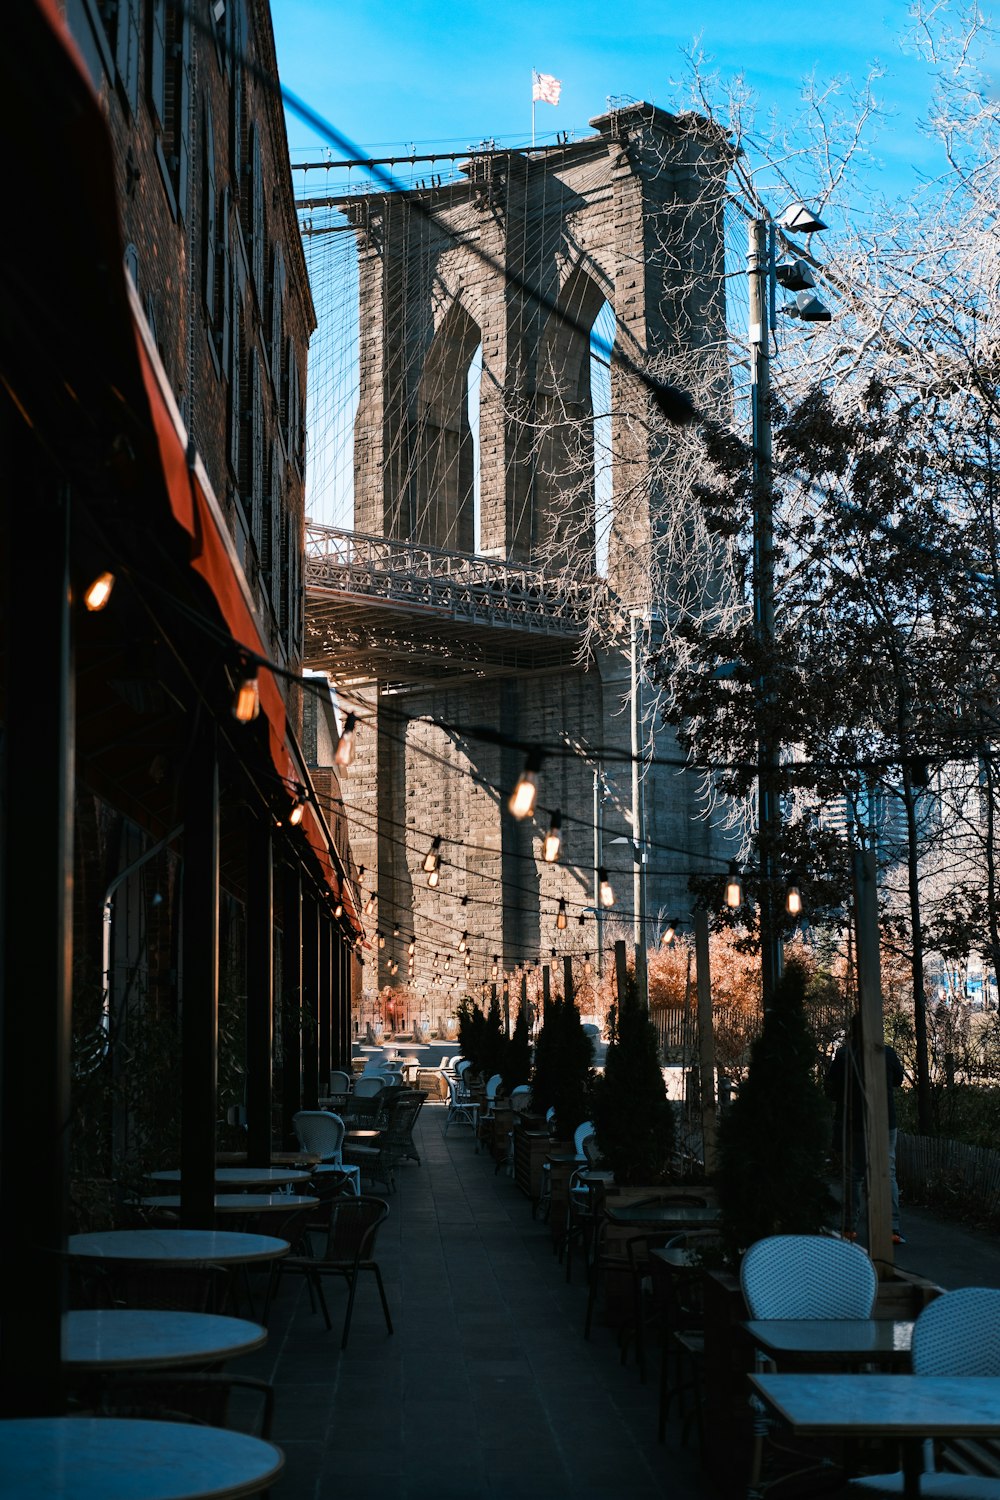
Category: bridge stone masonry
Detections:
[{"x1": 303, "y1": 102, "x2": 735, "y2": 1018}]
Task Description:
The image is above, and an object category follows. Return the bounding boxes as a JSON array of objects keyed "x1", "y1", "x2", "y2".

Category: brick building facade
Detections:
[{"x1": 67, "y1": 0, "x2": 313, "y2": 679}]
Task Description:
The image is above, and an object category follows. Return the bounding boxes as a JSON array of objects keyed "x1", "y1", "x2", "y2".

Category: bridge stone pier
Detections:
[{"x1": 305, "y1": 103, "x2": 734, "y2": 1019}]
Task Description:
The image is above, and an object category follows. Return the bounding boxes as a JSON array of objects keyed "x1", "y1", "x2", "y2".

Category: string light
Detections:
[
  {"x1": 598, "y1": 867, "x2": 615, "y2": 908},
  {"x1": 556, "y1": 898, "x2": 567, "y2": 931},
  {"x1": 786, "y1": 880, "x2": 803, "y2": 916},
  {"x1": 334, "y1": 711, "x2": 357, "y2": 766},
  {"x1": 232, "y1": 669, "x2": 260, "y2": 723},
  {"x1": 508, "y1": 748, "x2": 542, "y2": 820},
  {"x1": 408, "y1": 938, "x2": 416, "y2": 956},
  {"x1": 378, "y1": 931, "x2": 386, "y2": 948},
  {"x1": 661, "y1": 921, "x2": 677, "y2": 947},
  {"x1": 542, "y1": 811, "x2": 562, "y2": 863},
  {"x1": 428, "y1": 866, "x2": 440, "y2": 888},
  {"x1": 83, "y1": 571, "x2": 115, "y2": 612},
  {"x1": 458, "y1": 931, "x2": 468, "y2": 952},
  {"x1": 421, "y1": 837, "x2": 442, "y2": 874},
  {"x1": 584, "y1": 954, "x2": 592, "y2": 975},
  {"x1": 288, "y1": 795, "x2": 305, "y2": 827},
  {"x1": 491, "y1": 957, "x2": 499, "y2": 979},
  {"x1": 725, "y1": 863, "x2": 744, "y2": 909},
  {"x1": 333, "y1": 901, "x2": 344, "y2": 919}
]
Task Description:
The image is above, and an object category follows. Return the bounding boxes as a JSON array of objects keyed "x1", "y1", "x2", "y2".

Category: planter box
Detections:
[{"x1": 513, "y1": 1123, "x2": 555, "y2": 1203}]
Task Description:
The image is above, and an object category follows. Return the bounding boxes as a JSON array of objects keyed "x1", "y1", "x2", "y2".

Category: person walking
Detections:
[{"x1": 826, "y1": 1015, "x2": 906, "y2": 1244}]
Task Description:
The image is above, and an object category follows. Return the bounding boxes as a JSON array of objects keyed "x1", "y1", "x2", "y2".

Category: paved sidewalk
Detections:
[
  {"x1": 242, "y1": 1105, "x2": 1000, "y2": 1499},
  {"x1": 246, "y1": 1103, "x2": 713, "y2": 1500}
]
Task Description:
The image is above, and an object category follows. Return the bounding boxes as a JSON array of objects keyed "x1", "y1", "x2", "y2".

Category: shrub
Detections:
[
  {"x1": 502, "y1": 1002, "x2": 531, "y2": 1095},
  {"x1": 591, "y1": 974, "x2": 674, "y2": 1184},
  {"x1": 715, "y1": 957, "x2": 835, "y2": 1263}
]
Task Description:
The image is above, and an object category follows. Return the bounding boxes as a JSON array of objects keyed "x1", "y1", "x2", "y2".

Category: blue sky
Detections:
[{"x1": 271, "y1": 0, "x2": 952, "y2": 200}]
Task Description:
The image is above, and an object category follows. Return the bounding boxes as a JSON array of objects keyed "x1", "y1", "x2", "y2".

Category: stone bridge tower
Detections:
[{"x1": 330, "y1": 103, "x2": 732, "y2": 1021}]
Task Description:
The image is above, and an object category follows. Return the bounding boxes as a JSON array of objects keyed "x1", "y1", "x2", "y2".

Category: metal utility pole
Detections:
[
  {"x1": 749, "y1": 217, "x2": 782, "y2": 1011},
  {"x1": 630, "y1": 611, "x2": 650, "y2": 1010}
]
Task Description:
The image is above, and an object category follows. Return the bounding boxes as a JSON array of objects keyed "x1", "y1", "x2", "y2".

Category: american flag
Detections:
[{"x1": 532, "y1": 71, "x2": 562, "y2": 106}]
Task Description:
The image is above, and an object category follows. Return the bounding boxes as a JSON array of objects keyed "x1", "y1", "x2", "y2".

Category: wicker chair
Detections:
[
  {"x1": 850, "y1": 1288, "x2": 1000, "y2": 1499},
  {"x1": 265, "y1": 1195, "x2": 393, "y2": 1349},
  {"x1": 741, "y1": 1234, "x2": 878, "y2": 1500}
]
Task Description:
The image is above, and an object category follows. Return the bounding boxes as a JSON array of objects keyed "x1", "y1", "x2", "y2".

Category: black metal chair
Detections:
[{"x1": 264, "y1": 1194, "x2": 393, "y2": 1349}]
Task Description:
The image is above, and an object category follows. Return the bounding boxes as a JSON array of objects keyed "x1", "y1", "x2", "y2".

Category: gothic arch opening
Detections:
[
  {"x1": 532, "y1": 264, "x2": 610, "y2": 571},
  {"x1": 412, "y1": 300, "x2": 481, "y2": 552}
]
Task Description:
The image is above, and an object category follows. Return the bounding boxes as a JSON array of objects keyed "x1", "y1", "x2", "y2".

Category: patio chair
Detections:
[
  {"x1": 741, "y1": 1234, "x2": 878, "y2": 1499},
  {"x1": 292, "y1": 1110, "x2": 361, "y2": 1196},
  {"x1": 849, "y1": 1287, "x2": 1000, "y2": 1498},
  {"x1": 444, "y1": 1073, "x2": 480, "y2": 1144},
  {"x1": 329, "y1": 1069, "x2": 353, "y2": 1095},
  {"x1": 354, "y1": 1075, "x2": 386, "y2": 1099},
  {"x1": 265, "y1": 1195, "x2": 393, "y2": 1349}
]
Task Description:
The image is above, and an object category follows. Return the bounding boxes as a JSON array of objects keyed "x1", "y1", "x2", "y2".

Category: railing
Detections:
[
  {"x1": 305, "y1": 522, "x2": 601, "y2": 635},
  {"x1": 897, "y1": 1132, "x2": 1000, "y2": 1221}
]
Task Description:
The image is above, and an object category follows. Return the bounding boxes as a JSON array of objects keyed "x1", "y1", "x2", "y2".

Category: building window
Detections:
[
  {"x1": 149, "y1": 1, "x2": 191, "y2": 218},
  {"x1": 203, "y1": 99, "x2": 217, "y2": 324}
]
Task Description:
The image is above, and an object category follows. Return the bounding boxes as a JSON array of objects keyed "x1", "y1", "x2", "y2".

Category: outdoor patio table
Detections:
[
  {"x1": 62, "y1": 1309, "x2": 267, "y2": 1370},
  {"x1": 148, "y1": 1166, "x2": 310, "y2": 1190},
  {"x1": 604, "y1": 1202, "x2": 722, "y2": 1231},
  {"x1": 0, "y1": 1416, "x2": 284, "y2": 1499},
  {"x1": 750, "y1": 1373, "x2": 1000, "y2": 1499},
  {"x1": 743, "y1": 1319, "x2": 913, "y2": 1370},
  {"x1": 139, "y1": 1193, "x2": 319, "y2": 1217},
  {"x1": 68, "y1": 1229, "x2": 290, "y2": 1266},
  {"x1": 215, "y1": 1150, "x2": 320, "y2": 1167}
]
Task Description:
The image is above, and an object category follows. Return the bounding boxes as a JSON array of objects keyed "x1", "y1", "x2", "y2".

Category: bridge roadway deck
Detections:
[{"x1": 240, "y1": 1103, "x2": 711, "y2": 1499}]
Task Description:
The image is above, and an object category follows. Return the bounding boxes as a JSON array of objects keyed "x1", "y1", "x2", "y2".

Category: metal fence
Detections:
[{"x1": 897, "y1": 1132, "x2": 1000, "y2": 1221}]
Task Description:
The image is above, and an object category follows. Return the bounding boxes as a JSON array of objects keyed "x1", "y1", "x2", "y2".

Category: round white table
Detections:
[
  {"x1": 0, "y1": 1417, "x2": 284, "y2": 1499},
  {"x1": 139, "y1": 1193, "x2": 318, "y2": 1216},
  {"x1": 68, "y1": 1229, "x2": 290, "y2": 1266},
  {"x1": 62, "y1": 1310, "x2": 267, "y2": 1370},
  {"x1": 148, "y1": 1167, "x2": 310, "y2": 1190}
]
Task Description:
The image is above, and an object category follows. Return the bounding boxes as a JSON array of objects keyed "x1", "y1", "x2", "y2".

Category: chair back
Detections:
[
  {"x1": 912, "y1": 1288, "x2": 1000, "y2": 1376},
  {"x1": 354, "y1": 1076, "x2": 386, "y2": 1098},
  {"x1": 573, "y1": 1120, "x2": 595, "y2": 1158},
  {"x1": 510, "y1": 1085, "x2": 532, "y2": 1113},
  {"x1": 456, "y1": 1059, "x2": 473, "y2": 1079},
  {"x1": 361, "y1": 1057, "x2": 385, "y2": 1075},
  {"x1": 329, "y1": 1069, "x2": 352, "y2": 1095},
  {"x1": 321, "y1": 1194, "x2": 390, "y2": 1265},
  {"x1": 379, "y1": 1071, "x2": 403, "y2": 1088},
  {"x1": 740, "y1": 1234, "x2": 877, "y2": 1320},
  {"x1": 293, "y1": 1109, "x2": 346, "y2": 1162},
  {"x1": 485, "y1": 1073, "x2": 502, "y2": 1101}
]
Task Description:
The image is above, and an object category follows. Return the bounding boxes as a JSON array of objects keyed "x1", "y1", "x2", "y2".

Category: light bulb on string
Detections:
[
  {"x1": 378, "y1": 931, "x2": 386, "y2": 949},
  {"x1": 334, "y1": 711, "x2": 357, "y2": 767},
  {"x1": 598, "y1": 868, "x2": 615, "y2": 908},
  {"x1": 428, "y1": 866, "x2": 440, "y2": 889},
  {"x1": 584, "y1": 954, "x2": 592, "y2": 975},
  {"x1": 408, "y1": 939, "x2": 416, "y2": 956},
  {"x1": 786, "y1": 880, "x2": 803, "y2": 916},
  {"x1": 508, "y1": 748, "x2": 542, "y2": 820},
  {"x1": 422, "y1": 837, "x2": 442, "y2": 874},
  {"x1": 364, "y1": 891, "x2": 376, "y2": 916},
  {"x1": 232, "y1": 668, "x2": 260, "y2": 723},
  {"x1": 725, "y1": 863, "x2": 744, "y2": 909},
  {"x1": 84, "y1": 571, "x2": 115, "y2": 612},
  {"x1": 556, "y1": 898, "x2": 567, "y2": 931},
  {"x1": 333, "y1": 902, "x2": 344, "y2": 919},
  {"x1": 458, "y1": 931, "x2": 468, "y2": 952},
  {"x1": 542, "y1": 810, "x2": 562, "y2": 863},
  {"x1": 661, "y1": 921, "x2": 677, "y2": 947}
]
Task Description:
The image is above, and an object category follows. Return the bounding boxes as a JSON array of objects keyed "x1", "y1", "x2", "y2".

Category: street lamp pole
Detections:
[
  {"x1": 749, "y1": 217, "x2": 782, "y2": 1011},
  {"x1": 630, "y1": 610, "x2": 650, "y2": 1010}
]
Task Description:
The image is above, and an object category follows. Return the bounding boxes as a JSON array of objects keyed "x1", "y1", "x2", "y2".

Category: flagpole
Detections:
[{"x1": 531, "y1": 69, "x2": 536, "y2": 148}]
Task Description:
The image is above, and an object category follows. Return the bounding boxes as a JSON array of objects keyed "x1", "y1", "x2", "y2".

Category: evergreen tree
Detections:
[
  {"x1": 716, "y1": 957, "x2": 835, "y2": 1263},
  {"x1": 591, "y1": 975, "x2": 674, "y2": 1184},
  {"x1": 456, "y1": 997, "x2": 487, "y2": 1074},
  {"x1": 502, "y1": 1002, "x2": 531, "y2": 1095},
  {"x1": 550, "y1": 998, "x2": 595, "y2": 1138},
  {"x1": 479, "y1": 990, "x2": 507, "y2": 1082},
  {"x1": 529, "y1": 995, "x2": 560, "y2": 1117}
]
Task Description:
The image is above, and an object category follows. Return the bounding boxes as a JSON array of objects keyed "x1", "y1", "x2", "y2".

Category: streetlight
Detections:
[{"x1": 748, "y1": 204, "x2": 829, "y2": 1008}]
